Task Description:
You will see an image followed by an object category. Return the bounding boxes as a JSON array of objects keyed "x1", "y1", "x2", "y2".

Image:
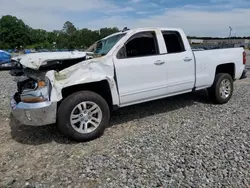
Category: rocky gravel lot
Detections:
[{"x1": 0, "y1": 71, "x2": 249, "y2": 188}]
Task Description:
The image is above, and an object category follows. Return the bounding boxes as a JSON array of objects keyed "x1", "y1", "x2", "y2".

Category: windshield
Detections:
[{"x1": 93, "y1": 33, "x2": 126, "y2": 55}]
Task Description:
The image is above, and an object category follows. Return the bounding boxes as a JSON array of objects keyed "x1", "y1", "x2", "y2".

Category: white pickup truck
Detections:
[{"x1": 4, "y1": 27, "x2": 247, "y2": 141}]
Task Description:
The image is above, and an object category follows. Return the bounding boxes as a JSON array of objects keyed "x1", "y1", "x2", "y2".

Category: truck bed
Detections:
[{"x1": 193, "y1": 48, "x2": 245, "y2": 89}]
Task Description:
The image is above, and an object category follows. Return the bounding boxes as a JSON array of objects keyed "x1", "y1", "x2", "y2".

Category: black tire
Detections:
[
  {"x1": 207, "y1": 73, "x2": 234, "y2": 104},
  {"x1": 57, "y1": 91, "x2": 110, "y2": 142}
]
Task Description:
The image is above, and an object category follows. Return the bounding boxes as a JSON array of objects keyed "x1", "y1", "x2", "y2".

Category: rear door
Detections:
[
  {"x1": 113, "y1": 31, "x2": 168, "y2": 106},
  {"x1": 161, "y1": 30, "x2": 195, "y2": 94}
]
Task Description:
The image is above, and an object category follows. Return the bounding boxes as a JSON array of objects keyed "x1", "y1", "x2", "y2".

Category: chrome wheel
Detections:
[
  {"x1": 70, "y1": 101, "x2": 102, "y2": 134},
  {"x1": 219, "y1": 79, "x2": 231, "y2": 99}
]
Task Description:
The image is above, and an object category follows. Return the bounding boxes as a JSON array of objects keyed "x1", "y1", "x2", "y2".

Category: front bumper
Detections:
[
  {"x1": 240, "y1": 69, "x2": 248, "y2": 80},
  {"x1": 11, "y1": 97, "x2": 57, "y2": 126}
]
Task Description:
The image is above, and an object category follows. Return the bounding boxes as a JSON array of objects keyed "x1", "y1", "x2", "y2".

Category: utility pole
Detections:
[
  {"x1": 229, "y1": 26, "x2": 232, "y2": 38},
  {"x1": 228, "y1": 26, "x2": 232, "y2": 46}
]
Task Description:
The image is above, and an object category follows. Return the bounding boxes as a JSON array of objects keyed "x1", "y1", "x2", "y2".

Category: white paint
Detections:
[
  {"x1": 45, "y1": 56, "x2": 120, "y2": 106},
  {"x1": 194, "y1": 48, "x2": 245, "y2": 89},
  {"x1": 111, "y1": 28, "x2": 244, "y2": 106},
  {"x1": 16, "y1": 27, "x2": 245, "y2": 108}
]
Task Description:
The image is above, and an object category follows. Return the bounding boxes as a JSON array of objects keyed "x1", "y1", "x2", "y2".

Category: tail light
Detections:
[{"x1": 243, "y1": 51, "x2": 246, "y2": 65}]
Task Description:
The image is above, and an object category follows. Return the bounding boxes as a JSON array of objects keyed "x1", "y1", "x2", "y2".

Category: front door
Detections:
[{"x1": 113, "y1": 31, "x2": 168, "y2": 106}]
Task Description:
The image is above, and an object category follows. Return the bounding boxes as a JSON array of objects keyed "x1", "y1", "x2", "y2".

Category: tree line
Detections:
[
  {"x1": 0, "y1": 15, "x2": 119, "y2": 50},
  {"x1": 0, "y1": 15, "x2": 249, "y2": 50}
]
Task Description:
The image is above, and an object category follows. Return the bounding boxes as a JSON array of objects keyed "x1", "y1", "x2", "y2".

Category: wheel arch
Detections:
[
  {"x1": 60, "y1": 79, "x2": 120, "y2": 110},
  {"x1": 215, "y1": 63, "x2": 235, "y2": 80}
]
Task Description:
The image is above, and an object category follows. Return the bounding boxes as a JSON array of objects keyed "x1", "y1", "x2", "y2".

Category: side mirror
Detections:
[{"x1": 116, "y1": 45, "x2": 126, "y2": 59}]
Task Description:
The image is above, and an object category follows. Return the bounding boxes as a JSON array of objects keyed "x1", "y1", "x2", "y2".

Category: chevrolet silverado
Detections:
[{"x1": 2, "y1": 27, "x2": 247, "y2": 141}]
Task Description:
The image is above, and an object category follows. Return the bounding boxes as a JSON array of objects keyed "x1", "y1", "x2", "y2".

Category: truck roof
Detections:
[{"x1": 102, "y1": 27, "x2": 182, "y2": 40}]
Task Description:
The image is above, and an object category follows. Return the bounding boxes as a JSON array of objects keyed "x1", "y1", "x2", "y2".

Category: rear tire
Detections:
[
  {"x1": 57, "y1": 91, "x2": 110, "y2": 142},
  {"x1": 207, "y1": 73, "x2": 233, "y2": 104}
]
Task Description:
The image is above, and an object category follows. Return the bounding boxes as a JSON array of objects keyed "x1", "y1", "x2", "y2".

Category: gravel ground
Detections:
[
  {"x1": 0, "y1": 72, "x2": 16, "y2": 116},
  {"x1": 0, "y1": 71, "x2": 250, "y2": 188}
]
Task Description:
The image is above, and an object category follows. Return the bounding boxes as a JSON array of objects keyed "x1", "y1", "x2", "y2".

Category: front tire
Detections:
[
  {"x1": 208, "y1": 73, "x2": 234, "y2": 104},
  {"x1": 57, "y1": 91, "x2": 110, "y2": 142}
]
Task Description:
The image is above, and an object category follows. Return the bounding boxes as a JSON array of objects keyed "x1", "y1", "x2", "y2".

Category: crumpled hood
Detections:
[
  {"x1": 11, "y1": 51, "x2": 88, "y2": 70},
  {"x1": 45, "y1": 55, "x2": 115, "y2": 102}
]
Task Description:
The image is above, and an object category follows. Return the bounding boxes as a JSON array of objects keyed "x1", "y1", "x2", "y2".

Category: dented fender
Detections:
[{"x1": 45, "y1": 58, "x2": 120, "y2": 106}]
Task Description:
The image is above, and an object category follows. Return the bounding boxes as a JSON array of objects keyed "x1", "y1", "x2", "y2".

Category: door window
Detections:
[{"x1": 117, "y1": 31, "x2": 159, "y2": 58}]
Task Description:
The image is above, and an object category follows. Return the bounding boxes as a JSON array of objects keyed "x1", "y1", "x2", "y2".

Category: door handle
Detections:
[
  {"x1": 154, "y1": 60, "x2": 165, "y2": 65},
  {"x1": 184, "y1": 57, "x2": 192, "y2": 62}
]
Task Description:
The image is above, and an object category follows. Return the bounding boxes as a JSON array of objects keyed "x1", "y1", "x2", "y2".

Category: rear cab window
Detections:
[{"x1": 161, "y1": 31, "x2": 185, "y2": 54}]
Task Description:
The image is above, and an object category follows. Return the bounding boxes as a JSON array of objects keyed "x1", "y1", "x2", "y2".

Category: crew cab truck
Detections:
[{"x1": 5, "y1": 27, "x2": 247, "y2": 142}]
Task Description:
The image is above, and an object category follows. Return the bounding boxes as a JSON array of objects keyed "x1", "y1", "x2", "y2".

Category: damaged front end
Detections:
[
  {"x1": 4, "y1": 61, "x2": 57, "y2": 126},
  {"x1": 1, "y1": 52, "x2": 90, "y2": 126}
]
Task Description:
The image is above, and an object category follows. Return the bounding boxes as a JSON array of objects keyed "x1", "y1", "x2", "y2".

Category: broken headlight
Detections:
[{"x1": 19, "y1": 77, "x2": 51, "y2": 103}]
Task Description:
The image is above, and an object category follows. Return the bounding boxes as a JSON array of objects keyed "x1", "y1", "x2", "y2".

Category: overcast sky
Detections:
[{"x1": 1, "y1": 0, "x2": 249, "y2": 37}]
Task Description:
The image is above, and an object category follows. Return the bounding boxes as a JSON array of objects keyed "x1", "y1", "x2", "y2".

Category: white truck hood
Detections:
[{"x1": 12, "y1": 51, "x2": 88, "y2": 70}]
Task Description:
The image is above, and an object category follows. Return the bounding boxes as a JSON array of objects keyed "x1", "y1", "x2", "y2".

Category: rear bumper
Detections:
[
  {"x1": 240, "y1": 69, "x2": 248, "y2": 80},
  {"x1": 11, "y1": 97, "x2": 57, "y2": 126}
]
